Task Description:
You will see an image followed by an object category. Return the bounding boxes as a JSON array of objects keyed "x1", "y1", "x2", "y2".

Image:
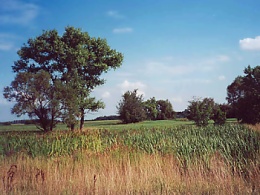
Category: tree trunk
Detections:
[
  {"x1": 70, "y1": 124, "x2": 75, "y2": 131},
  {"x1": 80, "y1": 108, "x2": 85, "y2": 131}
]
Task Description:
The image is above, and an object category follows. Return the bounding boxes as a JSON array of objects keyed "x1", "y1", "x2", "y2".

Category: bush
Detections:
[
  {"x1": 117, "y1": 89, "x2": 146, "y2": 123},
  {"x1": 212, "y1": 105, "x2": 226, "y2": 125},
  {"x1": 187, "y1": 97, "x2": 215, "y2": 126}
]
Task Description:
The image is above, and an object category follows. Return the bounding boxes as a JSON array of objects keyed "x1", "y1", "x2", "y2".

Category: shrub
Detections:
[{"x1": 117, "y1": 89, "x2": 146, "y2": 123}]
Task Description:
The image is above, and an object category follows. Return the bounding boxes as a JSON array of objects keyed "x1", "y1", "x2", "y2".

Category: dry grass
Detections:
[
  {"x1": 1, "y1": 151, "x2": 259, "y2": 195},
  {"x1": 247, "y1": 123, "x2": 260, "y2": 133}
]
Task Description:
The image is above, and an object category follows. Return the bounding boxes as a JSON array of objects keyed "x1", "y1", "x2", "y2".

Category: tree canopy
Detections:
[
  {"x1": 227, "y1": 65, "x2": 260, "y2": 124},
  {"x1": 4, "y1": 26, "x2": 123, "y2": 131},
  {"x1": 117, "y1": 89, "x2": 147, "y2": 123},
  {"x1": 4, "y1": 70, "x2": 62, "y2": 131},
  {"x1": 144, "y1": 98, "x2": 175, "y2": 120},
  {"x1": 187, "y1": 97, "x2": 226, "y2": 126},
  {"x1": 117, "y1": 90, "x2": 175, "y2": 124}
]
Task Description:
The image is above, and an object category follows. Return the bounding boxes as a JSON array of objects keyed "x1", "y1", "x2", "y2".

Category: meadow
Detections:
[{"x1": 0, "y1": 119, "x2": 259, "y2": 194}]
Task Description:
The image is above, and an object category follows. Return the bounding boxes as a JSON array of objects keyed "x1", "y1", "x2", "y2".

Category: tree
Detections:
[
  {"x1": 117, "y1": 89, "x2": 147, "y2": 123},
  {"x1": 144, "y1": 98, "x2": 175, "y2": 120},
  {"x1": 144, "y1": 97, "x2": 158, "y2": 120},
  {"x1": 3, "y1": 70, "x2": 62, "y2": 132},
  {"x1": 226, "y1": 76, "x2": 244, "y2": 121},
  {"x1": 187, "y1": 97, "x2": 215, "y2": 126},
  {"x1": 212, "y1": 104, "x2": 226, "y2": 125},
  {"x1": 227, "y1": 65, "x2": 260, "y2": 124},
  {"x1": 156, "y1": 99, "x2": 175, "y2": 120},
  {"x1": 6, "y1": 26, "x2": 123, "y2": 131},
  {"x1": 218, "y1": 103, "x2": 234, "y2": 119}
]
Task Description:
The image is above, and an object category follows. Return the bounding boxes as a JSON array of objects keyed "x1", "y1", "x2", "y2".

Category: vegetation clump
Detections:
[{"x1": 117, "y1": 89, "x2": 175, "y2": 124}]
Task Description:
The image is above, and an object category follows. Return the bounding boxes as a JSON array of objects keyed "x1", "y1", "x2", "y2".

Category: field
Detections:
[{"x1": 0, "y1": 119, "x2": 259, "y2": 194}]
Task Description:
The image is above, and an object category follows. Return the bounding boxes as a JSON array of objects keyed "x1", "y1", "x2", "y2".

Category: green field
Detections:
[
  {"x1": 0, "y1": 119, "x2": 193, "y2": 131},
  {"x1": 0, "y1": 118, "x2": 238, "y2": 132},
  {"x1": 0, "y1": 119, "x2": 259, "y2": 194}
]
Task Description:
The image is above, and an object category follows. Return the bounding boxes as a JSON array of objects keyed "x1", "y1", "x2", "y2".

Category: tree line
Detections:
[
  {"x1": 117, "y1": 65, "x2": 260, "y2": 126},
  {"x1": 117, "y1": 89, "x2": 175, "y2": 123},
  {"x1": 3, "y1": 26, "x2": 260, "y2": 131}
]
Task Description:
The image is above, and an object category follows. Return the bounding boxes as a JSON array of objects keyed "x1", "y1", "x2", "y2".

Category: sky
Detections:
[{"x1": 0, "y1": 0, "x2": 260, "y2": 121}]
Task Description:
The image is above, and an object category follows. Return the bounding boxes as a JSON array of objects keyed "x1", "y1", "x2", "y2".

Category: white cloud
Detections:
[
  {"x1": 0, "y1": 33, "x2": 20, "y2": 51},
  {"x1": 239, "y1": 36, "x2": 260, "y2": 50},
  {"x1": 113, "y1": 27, "x2": 133, "y2": 34},
  {"x1": 118, "y1": 80, "x2": 146, "y2": 96},
  {"x1": 0, "y1": 0, "x2": 39, "y2": 25},
  {"x1": 216, "y1": 55, "x2": 230, "y2": 62},
  {"x1": 0, "y1": 42, "x2": 14, "y2": 51},
  {"x1": 172, "y1": 97, "x2": 183, "y2": 103},
  {"x1": 143, "y1": 54, "x2": 231, "y2": 78},
  {"x1": 106, "y1": 10, "x2": 124, "y2": 19},
  {"x1": 204, "y1": 55, "x2": 230, "y2": 65},
  {"x1": 144, "y1": 60, "x2": 193, "y2": 76},
  {"x1": 102, "y1": 91, "x2": 111, "y2": 99},
  {"x1": 218, "y1": 75, "x2": 226, "y2": 81}
]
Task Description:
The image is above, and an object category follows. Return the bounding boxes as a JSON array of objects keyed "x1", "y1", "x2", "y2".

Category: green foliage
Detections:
[
  {"x1": 156, "y1": 99, "x2": 175, "y2": 120},
  {"x1": 0, "y1": 123, "x2": 259, "y2": 174},
  {"x1": 227, "y1": 65, "x2": 260, "y2": 124},
  {"x1": 212, "y1": 104, "x2": 226, "y2": 125},
  {"x1": 117, "y1": 89, "x2": 147, "y2": 123},
  {"x1": 5, "y1": 26, "x2": 123, "y2": 131},
  {"x1": 144, "y1": 97, "x2": 158, "y2": 120},
  {"x1": 3, "y1": 70, "x2": 62, "y2": 132},
  {"x1": 188, "y1": 98, "x2": 227, "y2": 126},
  {"x1": 144, "y1": 98, "x2": 175, "y2": 120},
  {"x1": 187, "y1": 97, "x2": 215, "y2": 126}
]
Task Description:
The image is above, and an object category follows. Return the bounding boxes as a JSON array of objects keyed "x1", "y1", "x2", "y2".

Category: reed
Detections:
[
  {"x1": 0, "y1": 151, "x2": 259, "y2": 194},
  {"x1": 0, "y1": 123, "x2": 259, "y2": 194}
]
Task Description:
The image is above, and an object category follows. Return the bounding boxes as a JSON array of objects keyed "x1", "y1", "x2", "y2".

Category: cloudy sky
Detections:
[{"x1": 0, "y1": 0, "x2": 260, "y2": 121}]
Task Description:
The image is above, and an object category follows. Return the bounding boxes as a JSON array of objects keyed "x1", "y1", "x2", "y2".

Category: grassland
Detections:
[
  {"x1": 0, "y1": 119, "x2": 259, "y2": 194},
  {"x1": 0, "y1": 119, "x2": 194, "y2": 132}
]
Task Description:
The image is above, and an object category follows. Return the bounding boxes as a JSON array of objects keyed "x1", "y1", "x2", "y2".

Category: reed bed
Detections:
[{"x1": 0, "y1": 124, "x2": 259, "y2": 194}]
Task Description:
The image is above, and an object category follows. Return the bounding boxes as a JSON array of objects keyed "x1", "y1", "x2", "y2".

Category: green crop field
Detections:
[
  {"x1": 0, "y1": 119, "x2": 259, "y2": 194},
  {"x1": 0, "y1": 119, "x2": 194, "y2": 132},
  {"x1": 0, "y1": 118, "x2": 237, "y2": 132}
]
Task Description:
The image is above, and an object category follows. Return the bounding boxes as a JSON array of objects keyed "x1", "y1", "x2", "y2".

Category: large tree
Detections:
[
  {"x1": 227, "y1": 65, "x2": 260, "y2": 124},
  {"x1": 5, "y1": 26, "x2": 123, "y2": 131},
  {"x1": 3, "y1": 70, "x2": 62, "y2": 131}
]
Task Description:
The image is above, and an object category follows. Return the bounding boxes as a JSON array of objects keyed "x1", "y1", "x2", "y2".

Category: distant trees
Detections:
[
  {"x1": 144, "y1": 97, "x2": 158, "y2": 120},
  {"x1": 187, "y1": 97, "x2": 226, "y2": 126},
  {"x1": 3, "y1": 26, "x2": 123, "y2": 131},
  {"x1": 117, "y1": 89, "x2": 147, "y2": 123},
  {"x1": 212, "y1": 104, "x2": 227, "y2": 125},
  {"x1": 144, "y1": 98, "x2": 175, "y2": 120},
  {"x1": 156, "y1": 99, "x2": 175, "y2": 120},
  {"x1": 227, "y1": 65, "x2": 260, "y2": 124},
  {"x1": 117, "y1": 89, "x2": 175, "y2": 123}
]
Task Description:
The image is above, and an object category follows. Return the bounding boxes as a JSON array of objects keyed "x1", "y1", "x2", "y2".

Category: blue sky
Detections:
[{"x1": 1, "y1": 0, "x2": 260, "y2": 121}]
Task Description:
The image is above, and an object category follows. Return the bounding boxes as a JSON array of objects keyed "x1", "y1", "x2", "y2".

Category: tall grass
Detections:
[{"x1": 0, "y1": 123, "x2": 259, "y2": 194}]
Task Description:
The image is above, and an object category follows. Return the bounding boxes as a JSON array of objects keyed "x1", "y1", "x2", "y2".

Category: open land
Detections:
[{"x1": 0, "y1": 120, "x2": 259, "y2": 194}]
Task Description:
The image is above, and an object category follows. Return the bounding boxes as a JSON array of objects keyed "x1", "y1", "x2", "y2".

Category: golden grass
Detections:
[
  {"x1": 247, "y1": 123, "x2": 260, "y2": 133},
  {"x1": 1, "y1": 150, "x2": 259, "y2": 195}
]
